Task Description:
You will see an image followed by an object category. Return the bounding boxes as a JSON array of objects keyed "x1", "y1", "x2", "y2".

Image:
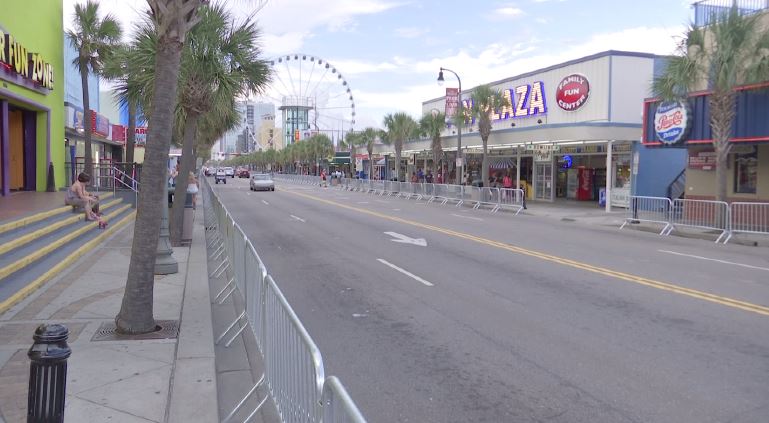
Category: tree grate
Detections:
[{"x1": 90, "y1": 320, "x2": 179, "y2": 341}]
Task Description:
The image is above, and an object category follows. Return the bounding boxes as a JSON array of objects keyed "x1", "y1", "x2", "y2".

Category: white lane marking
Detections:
[
  {"x1": 375, "y1": 199, "x2": 390, "y2": 204},
  {"x1": 384, "y1": 231, "x2": 427, "y2": 247},
  {"x1": 377, "y1": 259, "x2": 434, "y2": 287},
  {"x1": 658, "y1": 250, "x2": 769, "y2": 272},
  {"x1": 262, "y1": 200, "x2": 270, "y2": 205},
  {"x1": 451, "y1": 213, "x2": 483, "y2": 221},
  {"x1": 338, "y1": 197, "x2": 349, "y2": 200},
  {"x1": 392, "y1": 209, "x2": 401, "y2": 211},
  {"x1": 290, "y1": 215, "x2": 306, "y2": 223},
  {"x1": 357, "y1": 201, "x2": 370, "y2": 204}
]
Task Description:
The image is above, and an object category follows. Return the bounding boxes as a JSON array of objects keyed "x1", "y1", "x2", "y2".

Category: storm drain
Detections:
[{"x1": 91, "y1": 320, "x2": 179, "y2": 341}]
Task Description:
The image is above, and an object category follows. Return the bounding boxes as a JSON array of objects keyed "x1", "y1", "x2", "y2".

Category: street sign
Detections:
[{"x1": 456, "y1": 157, "x2": 464, "y2": 167}]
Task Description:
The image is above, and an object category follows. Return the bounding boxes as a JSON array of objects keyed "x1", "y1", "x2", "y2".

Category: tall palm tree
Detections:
[
  {"x1": 468, "y1": 85, "x2": 510, "y2": 187},
  {"x1": 66, "y1": 0, "x2": 122, "y2": 179},
  {"x1": 102, "y1": 43, "x2": 142, "y2": 170},
  {"x1": 652, "y1": 6, "x2": 769, "y2": 202},
  {"x1": 383, "y1": 112, "x2": 418, "y2": 182},
  {"x1": 357, "y1": 127, "x2": 382, "y2": 180},
  {"x1": 168, "y1": 4, "x2": 270, "y2": 244},
  {"x1": 419, "y1": 111, "x2": 446, "y2": 176}
]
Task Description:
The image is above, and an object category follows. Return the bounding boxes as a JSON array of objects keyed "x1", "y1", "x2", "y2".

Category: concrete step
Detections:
[
  {"x1": 0, "y1": 192, "x2": 115, "y2": 236},
  {"x1": 0, "y1": 198, "x2": 124, "y2": 255},
  {"x1": 0, "y1": 207, "x2": 136, "y2": 314}
]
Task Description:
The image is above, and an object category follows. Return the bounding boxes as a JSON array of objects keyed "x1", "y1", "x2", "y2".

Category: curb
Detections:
[
  {"x1": 0, "y1": 210, "x2": 136, "y2": 315},
  {"x1": 167, "y1": 208, "x2": 219, "y2": 423}
]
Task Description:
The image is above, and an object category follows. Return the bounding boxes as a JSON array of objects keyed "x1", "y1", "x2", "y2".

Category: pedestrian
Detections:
[
  {"x1": 425, "y1": 170, "x2": 433, "y2": 183},
  {"x1": 321, "y1": 170, "x2": 327, "y2": 187},
  {"x1": 411, "y1": 172, "x2": 418, "y2": 184},
  {"x1": 417, "y1": 168, "x2": 424, "y2": 182},
  {"x1": 520, "y1": 182, "x2": 527, "y2": 209},
  {"x1": 436, "y1": 172, "x2": 443, "y2": 184}
]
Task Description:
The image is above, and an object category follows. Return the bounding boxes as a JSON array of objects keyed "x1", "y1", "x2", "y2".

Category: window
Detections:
[{"x1": 733, "y1": 147, "x2": 758, "y2": 194}]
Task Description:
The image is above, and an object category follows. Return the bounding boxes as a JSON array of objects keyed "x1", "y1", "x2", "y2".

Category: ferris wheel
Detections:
[{"x1": 257, "y1": 54, "x2": 356, "y2": 145}]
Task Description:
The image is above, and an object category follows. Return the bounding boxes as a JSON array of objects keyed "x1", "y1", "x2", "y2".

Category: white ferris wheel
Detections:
[{"x1": 257, "y1": 54, "x2": 356, "y2": 147}]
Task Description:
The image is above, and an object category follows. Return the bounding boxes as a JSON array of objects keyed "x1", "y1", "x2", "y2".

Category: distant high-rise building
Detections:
[{"x1": 215, "y1": 100, "x2": 275, "y2": 154}]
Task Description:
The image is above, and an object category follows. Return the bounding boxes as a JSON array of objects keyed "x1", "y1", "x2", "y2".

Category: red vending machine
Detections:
[{"x1": 576, "y1": 167, "x2": 594, "y2": 201}]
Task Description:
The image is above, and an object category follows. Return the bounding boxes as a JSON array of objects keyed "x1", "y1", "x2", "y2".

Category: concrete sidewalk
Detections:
[{"x1": 0, "y1": 208, "x2": 218, "y2": 423}]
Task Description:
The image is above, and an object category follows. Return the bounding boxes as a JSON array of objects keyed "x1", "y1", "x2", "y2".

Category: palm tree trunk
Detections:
[
  {"x1": 126, "y1": 101, "x2": 137, "y2": 164},
  {"x1": 80, "y1": 63, "x2": 94, "y2": 181},
  {"x1": 481, "y1": 136, "x2": 489, "y2": 189},
  {"x1": 368, "y1": 146, "x2": 374, "y2": 180},
  {"x1": 116, "y1": 37, "x2": 184, "y2": 335},
  {"x1": 170, "y1": 112, "x2": 199, "y2": 245},
  {"x1": 709, "y1": 91, "x2": 735, "y2": 203},
  {"x1": 395, "y1": 141, "x2": 402, "y2": 182}
]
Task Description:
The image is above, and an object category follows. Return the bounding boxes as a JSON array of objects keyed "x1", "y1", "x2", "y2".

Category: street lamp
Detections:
[{"x1": 438, "y1": 67, "x2": 463, "y2": 185}]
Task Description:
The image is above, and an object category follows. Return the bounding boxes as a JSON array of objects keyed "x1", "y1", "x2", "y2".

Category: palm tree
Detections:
[
  {"x1": 168, "y1": 4, "x2": 270, "y2": 244},
  {"x1": 357, "y1": 127, "x2": 382, "y2": 180},
  {"x1": 102, "y1": 43, "x2": 142, "y2": 172},
  {"x1": 383, "y1": 112, "x2": 419, "y2": 182},
  {"x1": 420, "y1": 111, "x2": 446, "y2": 176},
  {"x1": 66, "y1": 0, "x2": 122, "y2": 179},
  {"x1": 652, "y1": 6, "x2": 769, "y2": 202},
  {"x1": 116, "y1": 0, "x2": 265, "y2": 334},
  {"x1": 468, "y1": 85, "x2": 510, "y2": 187}
]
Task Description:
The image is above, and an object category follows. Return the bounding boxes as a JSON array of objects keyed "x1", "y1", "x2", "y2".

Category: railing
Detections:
[
  {"x1": 693, "y1": 0, "x2": 768, "y2": 27},
  {"x1": 277, "y1": 175, "x2": 526, "y2": 215},
  {"x1": 622, "y1": 196, "x2": 769, "y2": 243},
  {"x1": 204, "y1": 177, "x2": 366, "y2": 423},
  {"x1": 667, "y1": 168, "x2": 686, "y2": 200}
]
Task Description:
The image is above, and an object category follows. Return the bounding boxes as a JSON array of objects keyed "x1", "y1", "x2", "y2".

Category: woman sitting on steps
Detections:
[{"x1": 65, "y1": 172, "x2": 108, "y2": 228}]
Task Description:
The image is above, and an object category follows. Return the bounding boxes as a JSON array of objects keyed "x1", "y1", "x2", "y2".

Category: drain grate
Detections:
[{"x1": 91, "y1": 320, "x2": 179, "y2": 341}]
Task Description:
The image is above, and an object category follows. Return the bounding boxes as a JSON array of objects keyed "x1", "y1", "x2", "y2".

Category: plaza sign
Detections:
[
  {"x1": 0, "y1": 30, "x2": 54, "y2": 90},
  {"x1": 461, "y1": 81, "x2": 547, "y2": 123}
]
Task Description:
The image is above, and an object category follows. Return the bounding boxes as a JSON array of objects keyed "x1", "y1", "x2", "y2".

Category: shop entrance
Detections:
[{"x1": 534, "y1": 162, "x2": 553, "y2": 200}]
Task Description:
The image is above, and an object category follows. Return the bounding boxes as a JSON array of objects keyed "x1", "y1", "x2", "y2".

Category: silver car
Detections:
[{"x1": 250, "y1": 173, "x2": 275, "y2": 191}]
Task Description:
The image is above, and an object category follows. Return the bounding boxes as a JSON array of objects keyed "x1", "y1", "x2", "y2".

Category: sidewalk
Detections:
[{"x1": 0, "y1": 208, "x2": 217, "y2": 422}]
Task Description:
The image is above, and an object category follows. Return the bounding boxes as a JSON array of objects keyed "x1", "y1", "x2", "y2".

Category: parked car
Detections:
[
  {"x1": 237, "y1": 168, "x2": 250, "y2": 178},
  {"x1": 250, "y1": 173, "x2": 275, "y2": 191},
  {"x1": 223, "y1": 167, "x2": 235, "y2": 178},
  {"x1": 204, "y1": 167, "x2": 214, "y2": 176},
  {"x1": 215, "y1": 168, "x2": 227, "y2": 184}
]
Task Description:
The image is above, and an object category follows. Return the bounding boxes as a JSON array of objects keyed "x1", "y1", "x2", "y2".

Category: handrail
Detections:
[
  {"x1": 666, "y1": 168, "x2": 686, "y2": 200},
  {"x1": 112, "y1": 166, "x2": 140, "y2": 193}
]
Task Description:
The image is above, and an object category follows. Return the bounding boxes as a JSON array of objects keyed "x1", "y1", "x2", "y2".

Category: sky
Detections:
[{"x1": 63, "y1": 0, "x2": 696, "y2": 130}]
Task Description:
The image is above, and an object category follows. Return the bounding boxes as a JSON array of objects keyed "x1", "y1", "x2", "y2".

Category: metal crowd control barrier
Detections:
[
  {"x1": 727, "y1": 202, "x2": 769, "y2": 243},
  {"x1": 497, "y1": 188, "x2": 525, "y2": 215},
  {"x1": 620, "y1": 196, "x2": 672, "y2": 235},
  {"x1": 321, "y1": 377, "x2": 366, "y2": 423},
  {"x1": 668, "y1": 199, "x2": 730, "y2": 242},
  {"x1": 204, "y1": 178, "x2": 366, "y2": 423}
]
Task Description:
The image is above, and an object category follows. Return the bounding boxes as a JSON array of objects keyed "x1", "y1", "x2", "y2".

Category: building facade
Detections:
[
  {"x1": 0, "y1": 3, "x2": 65, "y2": 196},
  {"x1": 399, "y1": 50, "x2": 685, "y2": 207},
  {"x1": 216, "y1": 100, "x2": 275, "y2": 155}
]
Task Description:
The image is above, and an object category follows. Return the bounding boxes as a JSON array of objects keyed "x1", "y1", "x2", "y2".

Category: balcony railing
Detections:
[{"x1": 694, "y1": 0, "x2": 769, "y2": 26}]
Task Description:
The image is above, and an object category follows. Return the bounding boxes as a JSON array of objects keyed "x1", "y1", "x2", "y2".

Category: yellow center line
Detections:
[{"x1": 285, "y1": 188, "x2": 769, "y2": 317}]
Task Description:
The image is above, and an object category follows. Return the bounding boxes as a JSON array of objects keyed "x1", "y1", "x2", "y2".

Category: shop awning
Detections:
[
  {"x1": 489, "y1": 158, "x2": 514, "y2": 169},
  {"x1": 330, "y1": 157, "x2": 350, "y2": 165}
]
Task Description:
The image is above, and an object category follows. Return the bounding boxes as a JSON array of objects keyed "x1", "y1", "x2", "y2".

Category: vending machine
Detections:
[{"x1": 576, "y1": 167, "x2": 594, "y2": 201}]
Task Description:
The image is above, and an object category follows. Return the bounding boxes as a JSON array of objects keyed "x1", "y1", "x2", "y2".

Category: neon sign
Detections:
[
  {"x1": 460, "y1": 81, "x2": 547, "y2": 124},
  {"x1": 0, "y1": 30, "x2": 54, "y2": 90}
]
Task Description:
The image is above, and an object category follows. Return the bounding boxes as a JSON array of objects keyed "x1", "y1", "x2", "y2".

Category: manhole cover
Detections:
[{"x1": 91, "y1": 320, "x2": 179, "y2": 341}]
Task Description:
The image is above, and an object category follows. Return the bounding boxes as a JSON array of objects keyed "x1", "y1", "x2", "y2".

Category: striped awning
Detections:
[{"x1": 489, "y1": 158, "x2": 514, "y2": 169}]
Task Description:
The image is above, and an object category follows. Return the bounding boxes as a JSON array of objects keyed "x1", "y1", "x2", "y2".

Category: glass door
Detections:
[{"x1": 534, "y1": 162, "x2": 553, "y2": 200}]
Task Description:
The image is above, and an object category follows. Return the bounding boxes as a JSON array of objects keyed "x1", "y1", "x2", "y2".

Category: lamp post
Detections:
[{"x1": 437, "y1": 67, "x2": 462, "y2": 185}]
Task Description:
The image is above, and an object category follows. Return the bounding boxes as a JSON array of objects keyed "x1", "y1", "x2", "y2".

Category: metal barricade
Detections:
[
  {"x1": 474, "y1": 187, "x2": 499, "y2": 211},
  {"x1": 264, "y1": 275, "x2": 325, "y2": 423},
  {"x1": 321, "y1": 376, "x2": 367, "y2": 423},
  {"x1": 726, "y1": 202, "x2": 769, "y2": 244},
  {"x1": 202, "y1": 177, "x2": 366, "y2": 423},
  {"x1": 668, "y1": 199, "x2": 730, "y2": 242},
  {"x1": 497, "y1": 188, "x2": 525, "y2": 215},
  {"x1": 371, "y1": 180, "x2": 385, "y2": 195},
  {"x1": 620, "y1": 196, "x2": 672, "y2": 235}
]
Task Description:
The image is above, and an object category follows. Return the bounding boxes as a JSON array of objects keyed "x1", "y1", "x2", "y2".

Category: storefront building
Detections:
[
  {"x1": 642, "y1": 82, "x2": 769, "y2": 202},
  {"x1": 396, "y1": 50, "x2": 685, "y2": 208},
  {"x1": 0, "y1": 3, "x2": 65, "y2": 196}
]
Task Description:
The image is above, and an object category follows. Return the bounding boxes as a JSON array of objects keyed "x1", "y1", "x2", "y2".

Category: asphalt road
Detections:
[{"x1": 211, "y1": 176, "x2": 769, "y2": 423}]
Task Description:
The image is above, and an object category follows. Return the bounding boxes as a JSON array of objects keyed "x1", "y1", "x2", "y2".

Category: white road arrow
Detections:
[{"x1": 384, "y1": 231, "x2": 427, "y2": 247}]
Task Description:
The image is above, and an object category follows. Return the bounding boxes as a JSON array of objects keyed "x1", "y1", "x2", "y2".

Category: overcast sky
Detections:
[{"x1": 63, "y1": 0, "x2": 694, "y2": 130}]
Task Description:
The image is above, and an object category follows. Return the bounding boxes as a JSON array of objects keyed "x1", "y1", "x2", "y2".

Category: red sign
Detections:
[
  {"x1": 556, "y1": 74, "x2": 590, "y2": 111},
  {"x1": 111, "y1": 124, "x2": 126, "y2": 143},
  {"x1": 445, "y1": 88, "x2": 459, "y2": 119},
  {"x1": 135, "y1": 127, "x2": 147, "y2": 145},
  {"x1": 688, "y1": 149, "x2": 717, "y2": 170},
  {"x1": 90, "y1": 111, "x2": 110, "y2": 137}
]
